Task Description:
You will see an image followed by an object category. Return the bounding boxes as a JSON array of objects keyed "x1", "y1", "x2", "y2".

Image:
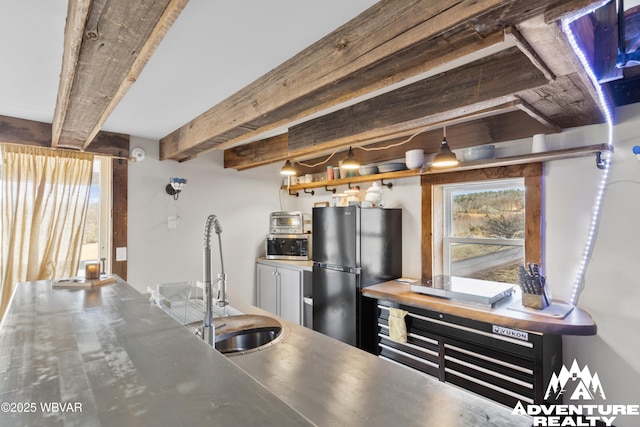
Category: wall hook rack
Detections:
[
  {"x1": 304, "y1": 188, "x2": 315, "y2": 195},
  {"x1": 348, "y1": 183, "x2": 360, "y2": 190},
  {"x1": 380, "y1": 179, "x2": 393, "y2": 189},
  {"x1": 324, "y1": 185, "x2": 337, "y2": 194},
  {"x1": 288, "y1": 189, "x2": 299, "y2": 197}
]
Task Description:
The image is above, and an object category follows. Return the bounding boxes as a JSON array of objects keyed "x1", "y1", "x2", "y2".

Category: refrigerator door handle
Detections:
[{"x1": 316, "y1": 263, "x2": 360, "y2": 274}]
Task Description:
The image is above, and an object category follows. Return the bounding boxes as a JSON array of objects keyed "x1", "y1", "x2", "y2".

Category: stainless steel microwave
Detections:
[{"x1": 266, "y1": 234, "x2": 312, "y2": 260}]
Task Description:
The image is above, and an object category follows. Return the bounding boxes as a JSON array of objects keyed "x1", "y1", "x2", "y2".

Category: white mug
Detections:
[{"x1": 532, "y1": 134, "x2": 547, "y2": 153}]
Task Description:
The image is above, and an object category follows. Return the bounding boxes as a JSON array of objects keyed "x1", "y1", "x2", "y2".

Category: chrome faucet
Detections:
[{"x1": 201, "y1": 214, "x2": 228, "y2": 346}]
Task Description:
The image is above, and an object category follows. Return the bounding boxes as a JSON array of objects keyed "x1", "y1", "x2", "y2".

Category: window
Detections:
[
  {"x1": 421, "y1": 164, "x2": 542, "y2": 285},
  {"x1": 0, "y1": 123, "x2": 129, "y2": 281},
  {"x1": 440, "y1": 178, "x2": 525, "y2": 284},
  {"x1": 79, "y1": 156, "x2": 112, "y2": 275}
]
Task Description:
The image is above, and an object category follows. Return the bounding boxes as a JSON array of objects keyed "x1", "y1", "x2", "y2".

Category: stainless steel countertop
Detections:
[
  {"x1": 232, "y1": 300, "x2": 532, "y2": 427},
  {"x1": 0, "y1": 279, "x2": 311, "y2": 426},
  {"x1": 0, "y1": 278, "x2": 531, "y2": 426}
]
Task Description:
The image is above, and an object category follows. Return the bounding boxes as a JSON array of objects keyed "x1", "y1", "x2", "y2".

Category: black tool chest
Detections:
[{"x1": 376, "y1": 302, "x2": 562, "y2": 408}]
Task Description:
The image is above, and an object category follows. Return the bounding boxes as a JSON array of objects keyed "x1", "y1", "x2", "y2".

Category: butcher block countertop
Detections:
[
  {"x1": 0, "y1": 277, "x2": 532, "y2": 426},
  {"x1": 362, "y1": 280, "x2": 597, "y2": 336}
]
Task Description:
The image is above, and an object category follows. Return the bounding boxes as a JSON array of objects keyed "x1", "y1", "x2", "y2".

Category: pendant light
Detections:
[
  {"x1": 341, "y1": 146, "x2": 360, "y2": 170},
  {"x1": 431, "y1": 126, "x2": 459, "y2": 168},
  {"x1": 280, "y1": 160, "x2": 297, "y2": 176}
]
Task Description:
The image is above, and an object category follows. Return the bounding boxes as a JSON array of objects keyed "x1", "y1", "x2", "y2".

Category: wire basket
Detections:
[
  {"x1": 163, "y1": 298, "x2": 205, "y2": 325},
  {"x1": 151, "y1": 282, "x2": 204, "y2": 325},
  {"x1": 150, "y1": 281, "x2": 232, "y2": 325}
]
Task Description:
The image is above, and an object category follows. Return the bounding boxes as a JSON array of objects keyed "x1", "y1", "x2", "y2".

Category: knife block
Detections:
[{"x1": 522, "y1": 291, "x2": 549, "y2": 310}]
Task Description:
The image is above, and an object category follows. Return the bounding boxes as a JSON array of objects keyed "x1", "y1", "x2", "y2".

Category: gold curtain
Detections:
[{"x1": 0, "y1": 143, "x2": 94, "y2": 317}]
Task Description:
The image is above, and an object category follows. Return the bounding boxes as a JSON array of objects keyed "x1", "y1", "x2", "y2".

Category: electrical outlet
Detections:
[{"x1": 168, "y1": 216, "x2": 178, "y2": 230}]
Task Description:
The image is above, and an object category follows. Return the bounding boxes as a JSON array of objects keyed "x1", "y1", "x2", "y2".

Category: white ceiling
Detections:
[{"x1": 0, "y1": 0, "x2": 378, "y2": 141}]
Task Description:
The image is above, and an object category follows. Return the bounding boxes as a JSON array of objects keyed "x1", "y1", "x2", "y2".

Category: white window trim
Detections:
[
  {"x1": 79, "y1": 156, "x2": 112, "y2": 275},
  {"x1": 97, "y1": 156, "x2": 113, "y2": 273}
]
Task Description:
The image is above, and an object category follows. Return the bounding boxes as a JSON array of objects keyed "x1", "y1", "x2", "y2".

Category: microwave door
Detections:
[
  {"x1": 266, "y1": 235, "x2": 310, "y2": 260},
  {"x1": 267, "y1": 237, "x2": 283, "y2": 255}
]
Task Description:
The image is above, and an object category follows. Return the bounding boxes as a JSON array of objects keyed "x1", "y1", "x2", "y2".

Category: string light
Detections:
[
  {"x1": 294, "y1": 125, "x2": 433, "y2": 169},
  {"x1": 561, "y1": 11, "x2": 615, "y2": 306}
]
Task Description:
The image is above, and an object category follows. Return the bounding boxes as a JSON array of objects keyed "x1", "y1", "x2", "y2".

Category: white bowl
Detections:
[
  {"x1": 378, "y1": 162, "x2": 407, "y2": 173},
  {"x1": 405, "y1": 149, "x2": 424, "y2": 169},
  {"x1": 406, "y1": 157, "x2": 424, "y2": 169},
  {"x1": 461, "y1": 145, "x2": 495, "y2": 161},
  {"x1": 358, "y1": 164, "x2": 378, "y2": 175}
]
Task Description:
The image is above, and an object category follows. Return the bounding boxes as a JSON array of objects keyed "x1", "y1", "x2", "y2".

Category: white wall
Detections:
[
  {"x1": 545, "y1": 104, "x2": 640, "y2": 426},
  {"x1": 128, "y1": 103, "x2": 640, "y2": 425},
  {"x1": 127, "y1": 139, "x2": 284, "y2": 305}
]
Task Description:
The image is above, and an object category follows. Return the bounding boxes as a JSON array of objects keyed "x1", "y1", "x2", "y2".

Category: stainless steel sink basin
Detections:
[
  {"x1": 215, "y1": 325, "x2": 282, "y2": 354},
  {"x1": 187, "y1": 314, "x2": 285, "y2": 356}
]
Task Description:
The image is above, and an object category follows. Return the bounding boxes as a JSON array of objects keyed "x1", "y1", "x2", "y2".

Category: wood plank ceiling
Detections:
[{"x1": 50, "y1": 0, "x2": 637, "y2": 171}]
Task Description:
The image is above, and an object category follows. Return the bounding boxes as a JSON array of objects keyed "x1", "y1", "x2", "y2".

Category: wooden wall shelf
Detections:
[{"x1": 282, "y1": 143, "x2": 611, "y2": 194}]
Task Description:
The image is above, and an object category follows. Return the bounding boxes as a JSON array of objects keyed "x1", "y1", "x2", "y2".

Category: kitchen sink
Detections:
[
  {"x1": 187, "y1": 314, "x2": 285, "y2": 356},
  {"x1": 215, "y1": 325, "x2": 282, "y2": 354}
]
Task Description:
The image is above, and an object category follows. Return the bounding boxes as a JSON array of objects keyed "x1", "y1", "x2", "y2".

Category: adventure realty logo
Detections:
[
  {"x1": 512, "y1": 359, "x2": 639, "y2": 426},
  {"x1": 545, "y1": 359, "x2": 606, "y2": 401}
]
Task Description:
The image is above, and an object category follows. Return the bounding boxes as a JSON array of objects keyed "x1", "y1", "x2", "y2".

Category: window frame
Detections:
[
  {"x1": 421, "y1": 163, "x2": 542, "y2": 283},
  {"x1": 79, "y1": 155, "x2": 113, "y2": 274}
]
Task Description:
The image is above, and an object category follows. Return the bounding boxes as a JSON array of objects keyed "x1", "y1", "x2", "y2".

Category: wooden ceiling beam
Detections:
[
  {"x1": 516, "y1": 14, "x2": 606, "y2": 125},
  {"x1": 287, "y1": 47, "x2": 547, "y2": 156},
  {"x1": 514, "y1": 98, "x2": 562, "y2": 132},
  {"x1": 52, "y1": 0, "x2": 189, "y2": 150},
  {"x1": 226, "y1": 105, "x2": 559, "y2": 173},
  {"x1": 51, "y1": 0, "x2": 90, "y2": 149},
  {"x1": 1, "y1": 115, "x2": 129, "y2": 157},
  {"x1": 593, "y1": 0, "x2": 623, "y2": 83},
  {"x1": 223, "y1": 134, "x2": 290, "y2": 171},
  {"x1": 162, "y1": 0, "x2": 601, "y2": 162},
  {"x1": 224, "y1": 44, "x2": 561, "y2": 171},
  {"x1": 543, "y1": 0, "x2": 610, "y2": 23},
  {"x1": 288, "y1": 112, "x2": 557, "y2": 175},
  {"x1": 505, "y1": 27, "x2": 557, "y2": 81},
  {"x1": 224, "y1": 102, "x2": 524, "y2": 172}
]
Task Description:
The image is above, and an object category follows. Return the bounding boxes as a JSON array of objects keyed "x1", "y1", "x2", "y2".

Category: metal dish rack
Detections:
[
  {"x1": 149, "y1": 282, "x2": 229, "y2": 325},
  {"x1": 162, "y1": 298, "x2": 205, "y2": 325}
]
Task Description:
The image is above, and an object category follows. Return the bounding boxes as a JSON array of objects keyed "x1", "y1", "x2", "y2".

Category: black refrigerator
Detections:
[{"x1": 312, "y1": 206, "x2": 402, "y2": 353}]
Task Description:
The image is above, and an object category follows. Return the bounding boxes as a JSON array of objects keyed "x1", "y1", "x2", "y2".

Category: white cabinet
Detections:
[{"x1": 257, "y1": 262, "x2": 303, "y2": 325}]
